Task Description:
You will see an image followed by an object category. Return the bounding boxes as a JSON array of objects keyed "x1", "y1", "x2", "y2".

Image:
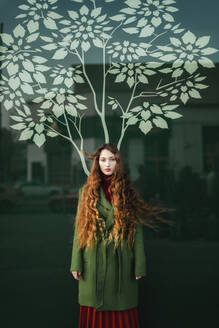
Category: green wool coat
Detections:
[{"x1": 70, "y1": 186, "x2": 147, "y2": 311}]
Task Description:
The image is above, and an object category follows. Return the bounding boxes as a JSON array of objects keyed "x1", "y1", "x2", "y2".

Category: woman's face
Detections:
[{"x1": 99, "y1": 149, "x2": 117, "y2": 176}]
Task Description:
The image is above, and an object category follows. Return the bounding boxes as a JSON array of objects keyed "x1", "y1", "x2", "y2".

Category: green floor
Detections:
[{"x1": 1, "y1": 206, "x2": 219, "y2": 328}]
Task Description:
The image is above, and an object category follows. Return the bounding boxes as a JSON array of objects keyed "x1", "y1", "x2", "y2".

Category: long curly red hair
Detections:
[{"x1": 76, "y1": 143, "x2": 172, "y2": 250}]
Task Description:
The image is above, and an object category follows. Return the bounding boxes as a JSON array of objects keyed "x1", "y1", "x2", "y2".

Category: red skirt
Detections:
[{"x1": 79, "y1": 305, "x2": 140, "y2": 328}]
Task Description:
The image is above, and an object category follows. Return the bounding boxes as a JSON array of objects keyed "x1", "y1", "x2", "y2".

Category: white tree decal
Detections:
[{"x1": 0, "y1": 0, "x2": 218, "y2": 175}]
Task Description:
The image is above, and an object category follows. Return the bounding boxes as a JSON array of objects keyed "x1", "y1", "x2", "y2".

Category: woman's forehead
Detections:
[{"x1": 99, "y1": 149, "x2": 115, "y2": 158}]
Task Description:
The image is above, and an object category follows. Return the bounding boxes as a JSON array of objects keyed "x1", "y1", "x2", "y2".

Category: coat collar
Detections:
[{"x1": 99, "y1": 186, "x2": 113, "y2": 210}]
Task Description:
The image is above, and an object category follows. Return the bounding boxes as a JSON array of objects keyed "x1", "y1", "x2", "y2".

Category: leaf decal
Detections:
[
  {"x1": 43, "y1": 18, "x2": 58, "y2": 30},
  {"x1": 42, "y1": 44, "x2": 57, "y2": 50},
  {"x1": 180, "y1": 93, "x2": 189, "y2": 104},
  {"x1": 198, "y1": 57, "x2": 215, "y2": 68},
  {"x1": 48, "y1": 12, "x2": 63, "y2": 19},
  {"x1": 13, "y1": 24, "x2": 25, "y2": 38},
  {"x1": 139, "y1": 26, "x2": 154, "y2": 37},
  {"x1": 110, "y1": 14, "x2": 125, "y2": 21},
  {"x1": 33, "y1": 133, "x2": 46, "y2": 147},
  {"x1": 182, "y1": 30, "x2": 196, "y2": 44},
  {"x1": 53, "y1": 76, "x2": 64, "y2": 85},
  {"x1": 64, "y1": 78, "x2": 73, "y2": 88},
  {"x1": 52, "y1": 104, "x2": 64, "y2": 117},
  {"x1": 121, "y1": 113, "x2": 132, "y2": 119},
  {"x1": 52, "y1": 48, "x2": 68, "y2": 60},
  {"x1": 130, "y1": 106, "x2": 142, "y2": 113},
  {"x1": 141, "y1": 110, "x2": 151, "y2": 120},
  {"x1": 150, "y1": 105, "x2": 163, "y2": 114},
  {"x1": 137, "y1": 18, "x2": 148, "y2": 28},
  {"x1": 35, "y1": 123, "x2": 44, "y2": 134},
  {"x1": 27, "y1": 20, "x2": 39, "y2": 33},
  {"x1": 66, "y1": 104, "x2": 77, "y2": 116},
  {"x1": 26, "y1": 33, "x2": 39, "y2": 43},
  {"x1": 151, "y1": 17, "x2": 162, "y2": 27},
  {"x1": 81, "y1": 41, "x2": 91, "y2": 52},
  {"x1": 22, "y1": 60, "x2": 35, "y2": 72},
  {"x1": 21, "y1": 84, "x2": 34, "y2": 94},
  {"x1": 80, "y1": 5, "x2": 89, "y2": 16},
  {"x1": 33, "y1": 72, "x2": 46, "y2": 84},
  {"x1": 162, "y1": 13, "x2": 174, "y2": 22},
  {"x1": 194, "y1": 83, "x2": 208, "y2": 89},
  {"x1": 1, "y1": 33, "x2": 14, "y2": 46},
  {"x1": 127, "y1": 77, "x2": 135, "y2": 88},
  {"x1": 11, "y1": 123, "x2": 26, "y2": 130},
  {"x1": 40, "y1": 100, "x2": 52, "y2": 109},
  {"x1": 7, "y1": 63, "x2": 19, "y2": 76},
  {"x1": 76, "y1": 103, "x2": 87, "y2": 110},
  {"x1": 201, "y1": 47, "x2": 218, "y2": 55},
  {"x1": 170, "y1": 37, "x2": 181, "y2": 47},
  {"x1": 139, "y1": 120, "x2": 153, "y2": 135},
  {"x1": 162, "y1": 105, "x2": 179, "y2": 111},
  {"x1": 18, "y1": 4, "x2": 30, "y2": 10},
  {"x1": 122, "y1": 28, "x2": 139, "y2": 34},
  {"x1": 138, "y1": 75, "x2": 148, "y2": 84},
  {"x1": 188, "y1": 89, "x2": 201, "y2": 99},
  {"x1": 184, "y1": 61, "x2": 198, "y2": 74},
  {"x1": 4, "y1": 100, "x2": 13, "y2": 110},
  {"x1": 160, "y1": 54, "x2": 177, "y2": 61},
  {"x1": 115, "y1": 74, "x2": 126, "y2": 83},
  {"x1": 164, "y1": 112, "x2": 183, "y2": 119},
  {"x1": 19, "y1": 129, "x2": 34, "y2": 140},
  {"x1": 147, "y1": 62, "x2": 163, "y2": 69},
  {"x1": 32, "y1": 56, "x2": 47, "y2": 64},
  {"x1": 195, "y1": 36, "x2": 210, "y2": 48},
  {"x1": 74, "y1": 75, "x2": 85, "y2": 83},
  {"x1": 11, "y1": 116, "x2": 24, "y2": 122},
  {"x1": 126, "y1": 116, "x2": 138, "y2": 125},
  {"x1": 153, "y1": 117, "x2": 168, "y2": 129},
  {"x1": 123, "y1": 16, "x2": 137, "y2": 25},
  {"x1": 47, "y1": 131, "x2": 58, "y2": 137},
  {"x1": 172, "y1": 68, "x2": 183, "y2": 77},
  {"x1": 19, "y1": 71, "x2": 33, "y2": 83},
  {"x1": 91, "y1": 8, "x2": 102, "y2": 18},
  {"x1": 68, "y1": 10, "x2": 79, "y2": 20},
  {"x1": 93, "y1": 38, "x2": 103, "y2": 48}
]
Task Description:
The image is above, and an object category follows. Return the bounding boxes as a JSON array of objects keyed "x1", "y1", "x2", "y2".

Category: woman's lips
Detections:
[{"x1": 105, "y1": 169, "x2": 111, "y2": 172}]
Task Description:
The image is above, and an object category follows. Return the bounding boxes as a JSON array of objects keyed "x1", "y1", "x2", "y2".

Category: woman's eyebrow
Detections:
[{"x1": 100, "y1": 156, "x2": 115, "y2": 159}]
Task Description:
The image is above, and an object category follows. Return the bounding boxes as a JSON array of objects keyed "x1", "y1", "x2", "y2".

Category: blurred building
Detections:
[{"x1": 1, "y1": 61, "x2": 219, "y2": 188}]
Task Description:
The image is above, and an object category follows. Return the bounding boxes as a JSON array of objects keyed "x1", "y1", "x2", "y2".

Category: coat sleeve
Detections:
[
  {"x1": 133, "y1": 223, "x2": 147, "y2": 277},
  {"x1": 70, "y1": 187, "x2": 83, "y2": 273}
]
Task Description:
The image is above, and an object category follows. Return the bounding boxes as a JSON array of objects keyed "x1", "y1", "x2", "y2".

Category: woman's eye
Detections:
[{"x1": 100, "y1": 158, "x2": 115, "y2": 162}]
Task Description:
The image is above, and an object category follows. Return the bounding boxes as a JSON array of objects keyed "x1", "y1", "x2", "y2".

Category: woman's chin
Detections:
[{"x1": 104, "y1": 171, "x2": 112, "y2": 175}]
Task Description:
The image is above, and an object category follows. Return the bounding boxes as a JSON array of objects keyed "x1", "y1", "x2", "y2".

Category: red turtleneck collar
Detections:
[{"x1": 101, "y1": 173, "x2": 112, "y2": 204}]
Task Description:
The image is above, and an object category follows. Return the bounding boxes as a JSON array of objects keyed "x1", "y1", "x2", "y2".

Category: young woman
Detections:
[{"x1": 70, "y1": 143, "x2": 169, "y2": 328}]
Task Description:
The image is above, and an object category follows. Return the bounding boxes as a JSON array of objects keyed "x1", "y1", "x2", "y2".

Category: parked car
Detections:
[
  {"x1": 15, "y1": 181, "x2": 63, "y2": 198},
  {"x1": 0, "y1": 184, "x2": 22, "y2": 213},
  {"x1": 48, "y1": 189, "x2": 79, "y2": 213}
]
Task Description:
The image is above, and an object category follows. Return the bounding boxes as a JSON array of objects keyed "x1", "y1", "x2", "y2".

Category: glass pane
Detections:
[{"x1": 1, "y1": 0, "x2": 219, "y2": 327}]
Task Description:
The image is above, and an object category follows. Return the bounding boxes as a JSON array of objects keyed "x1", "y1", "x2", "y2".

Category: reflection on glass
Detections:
[{"x1": 0, "y1": 0, "x2": 218, "y2": 241}]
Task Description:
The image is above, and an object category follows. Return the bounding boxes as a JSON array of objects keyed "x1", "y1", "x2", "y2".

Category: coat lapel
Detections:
[{"x1": 97, "y1": 187, "x2": 114, "y2": 229}]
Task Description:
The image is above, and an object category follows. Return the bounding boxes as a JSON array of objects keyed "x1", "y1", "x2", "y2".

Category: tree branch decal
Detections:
[{"x1": 0, "y1": 0, "x2": 218, "y2": 175}]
